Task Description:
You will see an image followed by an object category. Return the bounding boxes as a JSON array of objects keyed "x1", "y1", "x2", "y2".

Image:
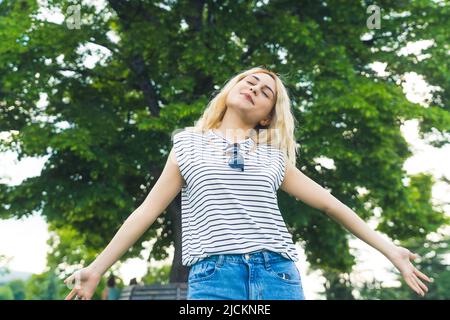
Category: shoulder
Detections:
[
  {"x1": 172, "y1": 127, "x2": 207, "y2": 161},
  {"x1": 172, "y1": 126, "x2": 205, "y2": 141},
  {"x1": 172, "y1": 127, "x2": 190, "y2": 140}
]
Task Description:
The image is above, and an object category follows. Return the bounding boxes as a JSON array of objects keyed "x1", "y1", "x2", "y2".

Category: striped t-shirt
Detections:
[{"x1": 172, "y1": 127, "x2": 299, "y2": 266}]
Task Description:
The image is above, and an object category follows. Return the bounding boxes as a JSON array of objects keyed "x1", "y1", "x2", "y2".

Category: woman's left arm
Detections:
[{"x1": 280, "y1": 161, "x2": 432, "y2": 296}]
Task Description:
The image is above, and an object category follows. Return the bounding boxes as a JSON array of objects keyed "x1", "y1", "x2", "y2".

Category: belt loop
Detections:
[
  {"x1": 216, "y1": 254, "x2": 224, "y2": 267},
  {"x1": 262, "y1": 250, "x2": 271, "y2": 270}
]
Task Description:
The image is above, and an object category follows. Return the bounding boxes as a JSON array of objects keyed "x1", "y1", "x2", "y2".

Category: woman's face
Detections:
[{"x1": 225, "y1": 72, "x2": 277, "y2": 126}]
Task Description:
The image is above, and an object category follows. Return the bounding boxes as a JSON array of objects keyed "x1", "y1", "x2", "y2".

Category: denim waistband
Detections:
[{"x1": 200, "y1": 250, "x2": 288, "y2": 267}]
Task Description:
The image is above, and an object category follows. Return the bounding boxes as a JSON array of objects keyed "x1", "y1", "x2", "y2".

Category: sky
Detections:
[{"x1": 1, "y1": 2, "x2": 449, "y2": 299}]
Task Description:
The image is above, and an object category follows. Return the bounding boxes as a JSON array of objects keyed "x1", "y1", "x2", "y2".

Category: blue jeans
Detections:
[{"x1": 187, "y1": 250, "x2": 305, "y2": 300}]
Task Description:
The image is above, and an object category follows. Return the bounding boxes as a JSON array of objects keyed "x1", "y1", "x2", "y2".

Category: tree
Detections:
[
  {"x1": 1, "y1": 0, "x2": 448, "y2": 298},
  {"x1": 141, "y1": 264, "x2": 171, "y2": 286},
  {"x1": 0, "y1": 286, "x2": 14, "y2": 300},
  {"x1": 7, "y1": 279, "x2": 26, "y2": 300},
  {"x1": 25, "y1": 269, "x2": 68, "y2": 300}
]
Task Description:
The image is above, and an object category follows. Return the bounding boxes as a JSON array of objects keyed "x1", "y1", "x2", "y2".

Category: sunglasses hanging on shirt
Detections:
[
  {"x1": 225, "y1": 142, "x2": 245, "y2": 172},
  {"x1": 207, "y1": 130, "x2": 256, "y2": 172}
]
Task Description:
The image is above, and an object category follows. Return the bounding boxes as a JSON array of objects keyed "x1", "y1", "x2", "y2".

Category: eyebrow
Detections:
[{"x1": 251, "y1": 75, "x2": 275, "y2": 98}]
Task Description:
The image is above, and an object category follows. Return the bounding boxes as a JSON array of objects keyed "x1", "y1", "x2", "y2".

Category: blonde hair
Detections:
[{"x1": 185, "y1": 66, "x2": 299, "y2": 166}]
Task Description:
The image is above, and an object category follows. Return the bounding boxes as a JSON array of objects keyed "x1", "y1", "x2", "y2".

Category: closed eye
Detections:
[{"x1": 246, "y1": 81, "x2": 269, "y2": 98}]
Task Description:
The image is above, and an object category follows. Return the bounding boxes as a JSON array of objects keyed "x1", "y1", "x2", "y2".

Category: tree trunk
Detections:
[{"x1": 167, "y1": 193, "x2": 190, "y2": 283}]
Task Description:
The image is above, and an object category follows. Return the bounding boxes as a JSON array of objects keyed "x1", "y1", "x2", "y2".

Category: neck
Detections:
[{"x1": 216, "y1": 112, "x2": 255, "y2": 143}]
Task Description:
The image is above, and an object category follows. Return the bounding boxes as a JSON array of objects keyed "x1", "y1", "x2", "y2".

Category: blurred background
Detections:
[{"x1": 0, "y1": 0, "x2": 449, "y2": 300}]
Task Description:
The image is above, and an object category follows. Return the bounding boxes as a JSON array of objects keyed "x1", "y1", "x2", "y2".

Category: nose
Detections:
[{"x1": 249, "y1": 85, "x2": 260, "y2": 96}]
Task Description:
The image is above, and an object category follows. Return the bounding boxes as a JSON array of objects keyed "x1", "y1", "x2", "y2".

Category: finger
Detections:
[
  {"x1": 65, "y1": 274, "x2": 79, "y2": 289},
  {"x1": 416, "y1": 280, "x2": 428, "y2": 295},
  {"x1": 413, "y1": 274, "x2": 429, "y2": 294},
  {"x1": 64, "y1": 274, "x2": 74, "y2": 285},
  {"x1": 405, "y1": 275, "x2": 424, "y2": 296},
  {"x1": 75, "y1": 290, "x2": 85, "y2": 300},
  {"x1": 65, "y1": 288, "x2": 77, "y2": 300},
  {"x1": 409, "y1": 252, "x2": 419, "y2": 260},
  {"x1": 69, "y1": 272, "x2": 82, "y2": 289},
  {"x1": 77, "y1": 289, "x2": 85, "y2": 299},
  {"x1": 414, "y1": 268, "x2": 432, "y2": 282}
]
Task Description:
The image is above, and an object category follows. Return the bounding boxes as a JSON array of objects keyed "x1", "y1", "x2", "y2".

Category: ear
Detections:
[
  {"x1": 259, "y1": 109, "x2": 274, "y2": 127},
  {"x1": 259, "y1": 118, "x2": 271, "y2": 127}
]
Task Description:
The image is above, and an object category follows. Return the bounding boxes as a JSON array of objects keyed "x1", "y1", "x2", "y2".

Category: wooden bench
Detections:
[{"x1": 119, "y1": 282, "x2": 188, "y2": 300}]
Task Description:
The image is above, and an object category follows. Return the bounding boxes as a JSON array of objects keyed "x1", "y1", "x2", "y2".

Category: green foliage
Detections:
[
  {"x1": 7, "y1": 280, "x2": 26, "y2": 300},
  {"x1": 0, "y1": 0, "x2": 448, "y2": 299},
  {"x1": 141, "y1": 264, "x2": 171, "y2": 285},
  {"x1": 25, "y1": 269, "x2": 67, "y2": 300},
  {"x1": 376, "y1": 173, "x2": 450, "y2": 240},
  {"x1": 0, "y1": 286, "x2": 14, "y2": 300}
]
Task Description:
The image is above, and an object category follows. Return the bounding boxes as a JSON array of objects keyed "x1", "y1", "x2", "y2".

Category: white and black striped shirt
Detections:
[{"x1": 172, "y1": 128, "x2": 299, "y2": 266}]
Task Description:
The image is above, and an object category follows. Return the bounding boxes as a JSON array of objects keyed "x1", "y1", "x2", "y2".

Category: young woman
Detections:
[{"x1": 64, "y1": 66, "x2": 431, "y2": 300}]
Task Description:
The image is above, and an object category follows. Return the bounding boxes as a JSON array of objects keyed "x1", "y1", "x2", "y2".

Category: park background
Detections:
[{"x1": 0, "y1": 0, "x2": 449, "y2": 299}]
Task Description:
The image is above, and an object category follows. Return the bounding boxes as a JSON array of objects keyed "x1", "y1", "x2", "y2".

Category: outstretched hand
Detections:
[
  {"x1": 64, "y1": 267, "x2": 102, "y2": 300},
  {"x1": 388, "y1": 246, "x2": 433, "y2": 297}
]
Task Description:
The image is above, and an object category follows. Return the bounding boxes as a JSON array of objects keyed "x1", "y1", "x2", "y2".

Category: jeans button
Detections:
[{"x1": 244, "y1": 254, "x2": 250, "y2": 259}]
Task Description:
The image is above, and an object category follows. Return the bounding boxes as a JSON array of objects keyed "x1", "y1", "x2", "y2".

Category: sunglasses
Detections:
[{"x1": 225, "y1": 142, "x2": 245, "y2": 172}]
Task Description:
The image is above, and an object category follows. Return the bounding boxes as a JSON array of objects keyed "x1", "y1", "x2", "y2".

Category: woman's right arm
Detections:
[{"x1": 64, "y1": 147, "x2": 184, "y2": 299}]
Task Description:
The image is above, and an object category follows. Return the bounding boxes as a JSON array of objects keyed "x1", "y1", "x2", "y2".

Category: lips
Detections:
[{"x1": 241, "y1": 93, "x2": 254, "y2": 105}]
